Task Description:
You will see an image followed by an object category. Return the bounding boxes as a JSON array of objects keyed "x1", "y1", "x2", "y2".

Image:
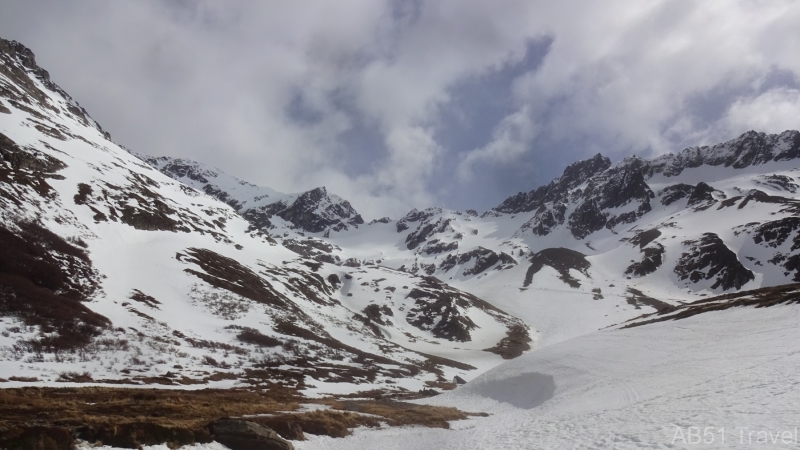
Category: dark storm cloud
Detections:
[{"x1": 0, "y1": 0, "x2": 799, "y2": 219}]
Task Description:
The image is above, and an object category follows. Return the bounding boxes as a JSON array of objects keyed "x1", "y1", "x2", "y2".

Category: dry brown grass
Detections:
[
  {"x1": 247, "y1": 398, "x2": 490, "y2": 441},
  {"x1": 0, "y1": 387, "x2": 305, "y2": 448},
  {"x1": 425, "y1": 380, "x2": 458, "y2": 391},
  {"x1": 0, "y1": 386, "x2": 302, "y2": 429},
  {"x1": 327, "y1": 399, "x2": 488, "y2": 429},
  {"x1": 0, "y1": 386, "x2": 488, "y2": 446},
  {"x1": 250, "y1": 409, "x2": 381, "y2": 440}
]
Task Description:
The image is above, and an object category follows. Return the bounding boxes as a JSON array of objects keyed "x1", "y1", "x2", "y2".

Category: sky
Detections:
[{"x1": 1, "y1": 0, "x2": 799, "y2": 219}]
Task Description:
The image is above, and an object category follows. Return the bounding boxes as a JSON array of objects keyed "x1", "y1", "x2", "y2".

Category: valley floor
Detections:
[
  {"x1": 6, "y1": 301, "x2": 798, "y2": 449},
  {"x1": 292, "y1": 303, "x2": 800, "y2": 449}
]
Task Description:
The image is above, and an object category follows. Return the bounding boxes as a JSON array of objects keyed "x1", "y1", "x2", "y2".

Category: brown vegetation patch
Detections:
[
  {"x1": 623, "y1": 283, "x2": 800, "y2": 328},
  {"x1": 625, "y1": 288, "x2": 673, "y2": 313},
  {"x1": 0, "y1": 131, "x2": 65, "y2": 206},
  {"x1": 129, "y1": 289, "x2": 161, "y2": 309},
  {"x1": 484, "y1": 324, "x2": 532, "y2": 359},
  {"x1": 182, "y1": 248, "x2": 295, "y2": 313},
  {"x1": 249, "y1": 410, "x2": 379, "y2": 440},
  {"x1": 0, "y1": 424, "x2": 74, "y2": 450},
  {"x1": 236, "y1": 327, "x2": 282, "y2": 348},
  {"x1": 7, "y1": 376, "x2": 38, "y2": 382},
  {"x1": 0, "y1": 383, "x2": 485, "y2": 446},
  {"x1": 0, "y1": 219, "x2": 108, "y2": 353},
  {"x1": 329, "y1": 399, "x2": 486, "y2": 429},
  {"x1": 56, "y1": 371, "x2": 93, "y2": 383},
  {"x1": 251, "y1": 398, "x2": 490, "y2": 440},
  {"x1": 424, "y1": 380, "x2": 458, "y2": 391},
  {"x1": 0, "y1": 387, "x2": 303, "y2": 448}
]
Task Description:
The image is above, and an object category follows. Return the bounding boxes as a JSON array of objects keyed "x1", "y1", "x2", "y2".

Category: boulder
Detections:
[{"x1": 211, "y1": 419, "x2": 294, "y2": 450}]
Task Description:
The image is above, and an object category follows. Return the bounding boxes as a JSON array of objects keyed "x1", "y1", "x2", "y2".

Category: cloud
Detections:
[
  {"x1": 723, "y1": 88, "x2": 800, "y2": 135},
  {"x1": 1, "y1": 0, "x2": 799, "y2": 218},
  {"x1": 456, "y1": 106, "x2": 538, "y2": 183}
]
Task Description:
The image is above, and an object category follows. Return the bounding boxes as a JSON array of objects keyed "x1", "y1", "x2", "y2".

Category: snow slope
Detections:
[
  {"x1": 297, "y1": 293, "x2": 800, "y2": 449},
  {"x1": 0, "y1": 38, "x2": 523, "y2": 393}
]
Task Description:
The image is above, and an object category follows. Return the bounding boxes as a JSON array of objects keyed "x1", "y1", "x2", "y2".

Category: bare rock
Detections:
[{"x1": 212, "y1": 419, "x2": 294, "y2": 450}]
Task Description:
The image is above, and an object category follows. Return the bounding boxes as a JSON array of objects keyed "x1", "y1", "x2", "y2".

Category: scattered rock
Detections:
[
  {"x1": 211, "y1": 419, "x2": 294, "y2": 450},
  {"x1": 327, "y1": 273, "x2": 341, "y2": 289}
]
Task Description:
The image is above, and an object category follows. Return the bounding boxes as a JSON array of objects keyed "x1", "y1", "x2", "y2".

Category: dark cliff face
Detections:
[
  {"x1": 686, "y1": 182, "x2": 717, "y2": 207},
  {"x1": 275, "y1": 187, "x2": 364, "y2": 233},
  {"x1": 654, "y1": 130, "x2": 800, "y2": 177},
  {"x1": 241, "y1": 187, "x2": 364, "y2": 234},
  {"x1": 438, "y1": 247, "x2": 517, "y2": 276},
  {"x1": 567, "y1": 199, "x2": 607, "y2": 240},
  {"x1": 495, "y1": 130, "x2": 800, "y2": 242},
  {"x1": 625, "y1": 229, "x2": 665, "y2": 277},
  {"x1": 495, "y1": 153, "x2": 657, "y2": 239},
  {"x1": 495, "y1": 153, "x2": 612, "y2": 215},
  {"x1": 396, "y1": 208, "x2": 441, "y2": 232},
  {"x1": 675, "y1": 233, "x2": 755, "y2": 290},
  {"x1": 146, "y1": 157, "x2": 213, "y2": 185},
  {"x1": 524, "y1": 247, "x2": 591, "y2": 288},
  {"x1": 593, "y1": 162, "x2": 654, "y2": 210}
]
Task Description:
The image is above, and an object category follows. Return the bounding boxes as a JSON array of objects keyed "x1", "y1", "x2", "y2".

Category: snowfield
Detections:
[{"x1": 295, "y1": 303, "x2": 800, "y2": 449}]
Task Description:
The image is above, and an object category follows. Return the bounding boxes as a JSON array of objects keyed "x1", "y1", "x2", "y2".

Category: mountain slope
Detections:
[
  {"x1": 0, "y1": 38, "x2": 525, "y2": 394},
  {"x1": 136, "y1": 155, "x2": 364, "y2": 234}
]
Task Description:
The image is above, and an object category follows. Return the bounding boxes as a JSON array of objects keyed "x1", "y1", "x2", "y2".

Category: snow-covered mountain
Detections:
[
  {"x1": 149, "y1": 129, "x2": 800, "y2": 304},
  {"x1": 0, "y1": 38, "x2": 526, "y2": 393},
  {"x1": 2, "y1": 34, "x2": 800, "y2": 413},
  {"x1": 136, "y1": 154, "x2": 364, "y2": 234}
]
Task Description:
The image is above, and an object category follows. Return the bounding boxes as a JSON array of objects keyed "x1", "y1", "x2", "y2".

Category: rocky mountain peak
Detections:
[
  {"x1": 0, "y1": 39, "x2": 38, "y2": 70},
  {"x1": 652, "y1": 130, "x2": 800, "y2": 176},
  {"x1": 0, "y1": 38, "x2": 110, "y2": 139},
  {"x1": 135, "y1": 154, "x2": 364, "y2": 234},
  {"x1": 493, "y1": 153, "x2": 611, "y2": 215},
  {"x1": 299, "y1": 186, "x2": 328, "y2": 202},
  {"x1": 276, "y1": 186, "x2": 364, "y2": 233},
  {"x1": 144, "y1": 156, "x2": 220, "y2": 185},
  {"x1": 560, "y1": 153, "x2": 612, "y2": 188},
  {"x1": 499, "y1": 129, "x2": 800, "y2": 242}
]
